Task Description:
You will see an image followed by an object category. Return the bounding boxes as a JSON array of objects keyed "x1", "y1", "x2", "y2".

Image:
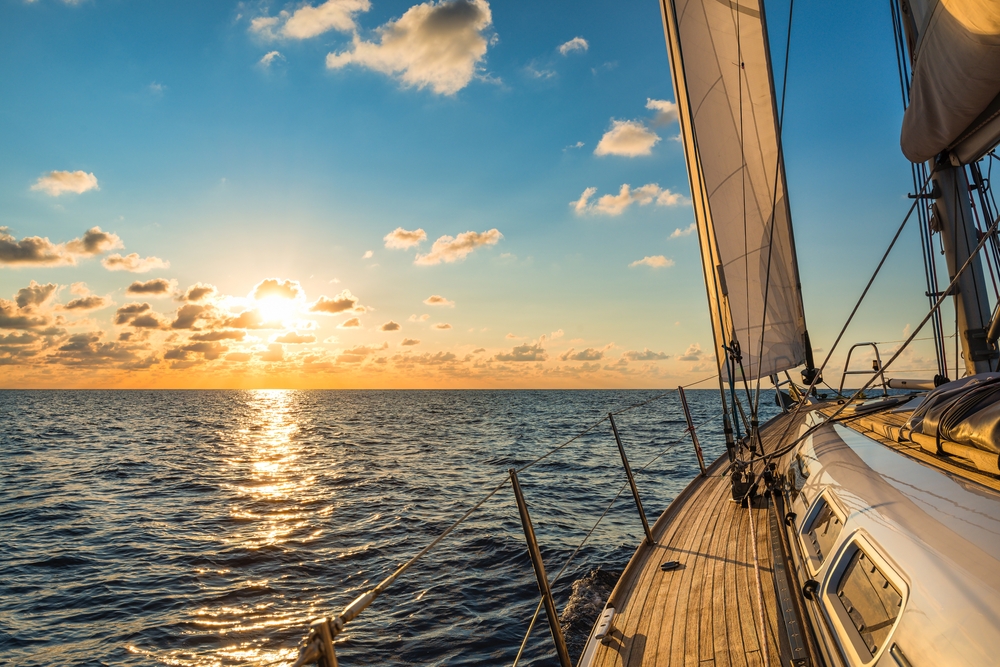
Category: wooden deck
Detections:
[{"x1": 589, "y1": 412, "x2": 804, "y2": 667}]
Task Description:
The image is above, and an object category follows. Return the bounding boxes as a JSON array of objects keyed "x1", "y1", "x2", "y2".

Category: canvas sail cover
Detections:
[
  {"x1": 660, "y1": 0, "x2": 808, "y2": 383},
  {"x1": 900, "y1": 0, "x2": 1000, "y2": 164}
]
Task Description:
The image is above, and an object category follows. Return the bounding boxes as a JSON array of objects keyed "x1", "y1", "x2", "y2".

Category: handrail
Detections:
[{"x1": 838, "y1": 342, "x2": 889, "y2": 397}]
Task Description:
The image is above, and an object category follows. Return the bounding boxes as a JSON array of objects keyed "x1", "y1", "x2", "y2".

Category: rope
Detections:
[{"x1": 746, "y1": 500, "x2": 771, "y2": 667}]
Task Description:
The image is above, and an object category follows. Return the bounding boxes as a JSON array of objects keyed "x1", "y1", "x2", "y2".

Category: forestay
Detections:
[{"x1": 660, "y1": 0, "x2": 809, "y2": 383}]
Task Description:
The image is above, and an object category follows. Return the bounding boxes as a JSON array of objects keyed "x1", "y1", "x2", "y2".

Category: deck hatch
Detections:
[{"x1": 834, "y1": 548, "x2": 902, "y2": 659}]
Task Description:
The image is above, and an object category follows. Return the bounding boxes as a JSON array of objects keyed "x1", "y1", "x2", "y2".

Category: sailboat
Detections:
[{"x1": 290, "y1": 2, "x2": 1000, "y2": 666}]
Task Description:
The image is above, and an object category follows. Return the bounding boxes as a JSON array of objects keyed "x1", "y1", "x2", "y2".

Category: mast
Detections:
[{"x1": 897, "y1": 1, "x2": 1000, "y2": 375}]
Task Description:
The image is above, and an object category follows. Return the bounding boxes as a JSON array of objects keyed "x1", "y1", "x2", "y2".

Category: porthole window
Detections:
[
  {"x1": 824, "y1": 537, "x2": 907, "y2": 665},
  {"x1": 806, "y1": 498, "x2": 842, "y2": 562}
]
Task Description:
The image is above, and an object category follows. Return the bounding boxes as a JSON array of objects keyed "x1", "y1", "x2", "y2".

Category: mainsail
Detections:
[
  {"x1": 899, "y1": 0, "x2": 1000, "y2": 165},
  {"x1": 659, "y1": 0, "x2": 810, "y2": 384}
]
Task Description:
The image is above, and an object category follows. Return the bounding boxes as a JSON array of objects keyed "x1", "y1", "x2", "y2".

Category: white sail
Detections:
[
  {"x1": 899, "y1": 0, "x2": 1000, "y2": 164},
  {"x1": 660, "y1": 0, "x2": 809, "y2": 383}
]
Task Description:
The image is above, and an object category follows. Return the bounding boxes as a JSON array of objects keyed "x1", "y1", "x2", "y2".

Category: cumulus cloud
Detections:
[
  {"x1": 65, "y1": 227, "x2": 123, "y2": 256},
  {"x1": 191, "y1": 330, "x2": 245, "y2": 342},
  {"x1": 31, "y1": 170, "x2": 99, "y2": 196},
  {"x1": 362, "y1": 250, "x2": 374, "y2": 259},
  {"x1": 167, "y1": 341, "x2": 228, "y2": 361},
  {"x1": 594, "y1": 120, "x2": 661, "y2": 157},
  {"x1": 573, "y1": 184, "x2": 683, "y2": 216},
  {"x1": 127, "y1": 278, "x2": 175, "y2": 296},
  {"x1": 671, "y1": 222, "x2": 697, "y2": 238},
  {"x1": 432, "y1": 322, "x2": 452, "y2": 330},
  {"x1": 629, "y1": 255, "x2": 674, "y2": 268},
  {"x1": 0, "y1": 226, "x2": 121, "y2": 267},
  {"x1": 182, "y1": 283, "x2": 216, "y2": 302},
  {"x1": 401, "y1": 338, "x2": 421, "y2": 346},
  {"x1": 50, "y1": 332, "x2": 141, "y2": 366},
  {"x1": 559, "y1": 347, "x2": 603, "y2": 361},
  {"x1": 494, "y1": 342, "x2": 546, "y2": 362},
  {"x1": 424, "y1": 294, "x2": 454, "y2": 306},
  {"x1": 409, "y1": 313, "x2": 430, "y2": 322},
  {"x1": 259, "y1": 343, "x2": 285, "y2": 362},
  {"x1": 415, "y1": 228, "x2": 502, "y2": 265},
  {"x1": 114, "y1": 302, "x2": 150, "y2": 325},
  {"x1": 326, "y1": 0, "x2": 494, "y2": 96},
  {"x1": 624, "y1": 348, "x2": 669, "y2": 361},
  {"x1": 274, "y1": 331, "x2": 316, "y2": 344},
  {"x1": 0, "y1": 299, "x2": 49, "y2": 330},
  {"x1": 224, "y1": 309, "x2": 282, "y2": 330},
  {"x1": 310, "y1": 289, "x2": 364, "y2": 314},
  {"x1": 252, "y1": 0, "x2": 371, "y2": 40},
  {"x1": 172, "y1": 304, "x2": 210, "y2": 330},
  {"x1": 253, "y1": 278, "x2": 302, "y2": 301},
  {"x1": 15, "y1": 281, "x2": 58, "y2": 309},
  {"x1": 62, "y1": 295, "x2": 111, "y2": 311},
  {"x1": 339, "y1": 317, "x2": 362, "y2": 328},
  {"x1": 380, "y1": 320, "x2": 401, "y2": 331},
  {"x1": 558, "y1": 37, "x2": 588, "y2": 55},
  {"x1": 646, "y1": 98, "x2": 679, "y2": 126},
  {"x1": 384, "y1": 227, "x2": 427, "y2": 249},
  {"x1": 102, "y1": 253, "x2": 170, "y2": 273},
  {"x1": 679, "y1": 343, "x2": 702, "y2": 361},
  {"x1": 259, "y1": 51, "x2": 284, "y2": 67}
]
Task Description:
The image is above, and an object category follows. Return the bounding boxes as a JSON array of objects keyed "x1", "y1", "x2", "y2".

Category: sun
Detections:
[{"x1": 256, "y1": 296, "x2": 299, "y2": 324}]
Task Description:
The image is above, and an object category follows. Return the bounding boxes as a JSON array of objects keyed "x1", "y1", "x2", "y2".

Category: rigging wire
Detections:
[
  {"x1": 752, "y1": 0, "x2": 796, "y2": 425},
  {"x1": 767, "y1": 210, "x2": 1000, "y2": 463}
]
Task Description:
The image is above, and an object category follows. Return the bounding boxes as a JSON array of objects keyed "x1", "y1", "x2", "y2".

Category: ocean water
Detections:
[{"x1": 0, "y1": 389, "x2": 777, "y2": 666}]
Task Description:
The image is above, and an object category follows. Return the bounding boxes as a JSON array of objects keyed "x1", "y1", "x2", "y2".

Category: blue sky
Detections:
[{"x1": 0, "y1": 0, "x2": 954, "y2": 388}]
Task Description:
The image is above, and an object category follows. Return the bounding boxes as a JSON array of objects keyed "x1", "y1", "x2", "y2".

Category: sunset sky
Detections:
[{"x1": 0, "y1": 0, "x2": 952, "y2": 388}]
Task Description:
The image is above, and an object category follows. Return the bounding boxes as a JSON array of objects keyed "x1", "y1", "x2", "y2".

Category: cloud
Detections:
[
  {"x1": 253, "y1": 278, "x2": 302, "y2": 300},
  {"x1": 226, "y1": 352, "x2": 253, "y2": 362},
  {"x1": 409, "y1": 313, "x2": 430, "y2": 322},
  {"x1": 646, "y1": 98, "x2": 679, "y2": 126},
  {"x1": 65, "y1": 227, "x2": 123, "y2": 256},
  {"x1": 337, "y1": 342, "x2": 388, "y2": 362},
  {"x1": 0, "y1": 226, "x2": 121, "y2": 267},
  {"x1": 182, "y1": 283, "x2": 216, "y2": 302},
  {"x1": 274, "y1": 331, "x2": 316, "y2": 344},
  {"x1": 102, "y1": 253, "x2": 170, "y2": 273},
  {"x1": 259, "y1": 343, "x2": 285, "y2": 362},
  {"x1": 494, "y1": 342, "x2": 546, "y2": 362},
  {"x1": 629, "y1": 255, "x2": 674, "y2": 268},
  {"x1": 362, "y1": 250, "x2": 374, "y2": 259},
  {"x1": 172, "y1": 341, "x2": 228, "y2": 361},
  {"x1": 30, "y1": 170, "x2": 99, "y2": 196},
  {"x1": 62, "y1": 295, "x2": 111, "y2": 311},
  {"x1": 415, "y1": 228, "x2": 502, "y2": 265},
  {"x1": 380, "y1": 320, "x2": 401, "y2": 331},
  {"x1": 559, "y1": 347, "x2": 603, "y2": 361},
  {"x1": 0, "y1": 297, "x2": 49, "y2": 330},
  {"x1": 505, "y1": 332, "x2": 524, "y2": 339},
  {"x1": 259, "y1": 0, "x2": 371, "y2": 40},
  {"x1": 172, "y1": 304, "x2": 210, "y2": 329},
  {"x1": 679, "y1": 343, "x2": 702, "y2": 361},
  {"x1": 624, "y1": 348, "x2": 669, "y2": 361},
  {"x1": 190, "y1": 330, "x2": 245, "y2": 342},
  {"x1": 339, "y1": 317, "x2": 362, "y2": 328},
  {"x1": 384, "y1": 227, "x2": 427, "y2": 249},
  {"x1": 558, "y1": 37, "x2": 588, "y2": 55},
  {"x1": 15, "y1": 281, "x2": 58, "y2": 309},
  {"x1": 259, "y1": 51, "x2": 284, "y2": 67},
  {"x1": 127, "y1": 278, "x2": 175, "y2": 296},
  {"x1": 326, "y1": 0, "x2": 494, "y2": 96},
  {"x1": 432, "y1": 322, "x2": 452, "y2": 330},
  {"x1": 50, "y1": 332, "x2": 141, "y2": 366},
  {"x1": 401, "y1": 338, "x2": 421, "y2": 346},
  {"x1": 114, "y1": 302, "x2": 150, "y2": 325},
  {"x1": 594, "y1": 120, "x2": 661, "y2": 157},
  {"x1": 563, "y1": 141, "x2": 585, "y2": 151},
  {"x1": 424, "y1": 294, "x2": 454, "y2": 307},
  {"x1": 670, "y1": 222, "x2": 696, "y2": 238},
  {"x1": 550, "y1": 329, "x2": 564, "y2": 339},
  {"x1": 572, "y1": 184, "x2": 683, "y2": 216},
  {"x1": 310, "y1": 289, "x2": 363, "y2": 314}
]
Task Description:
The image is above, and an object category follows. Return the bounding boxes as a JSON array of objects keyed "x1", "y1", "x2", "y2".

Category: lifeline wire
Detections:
[{"x1": 511, "y1": 412, "x2": 719, "y2": 666}]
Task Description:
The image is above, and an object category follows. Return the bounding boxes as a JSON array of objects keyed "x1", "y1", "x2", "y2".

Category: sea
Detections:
[{"x1": 0, "y1": 389, "x2": 780, "y2": 666}]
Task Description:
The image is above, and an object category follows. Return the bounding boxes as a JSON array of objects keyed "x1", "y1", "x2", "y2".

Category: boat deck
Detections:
[{"x1": 588, "y1": 412, "x2": 804, "y2": 667}]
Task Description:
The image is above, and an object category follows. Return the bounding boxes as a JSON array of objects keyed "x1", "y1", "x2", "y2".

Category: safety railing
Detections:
[
  {"x1": 838, "y1": 342, "x2": 889, "y2": 396},
  {"x1": 291, "y1": 380, "x2": 718, "y2": 667}
]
